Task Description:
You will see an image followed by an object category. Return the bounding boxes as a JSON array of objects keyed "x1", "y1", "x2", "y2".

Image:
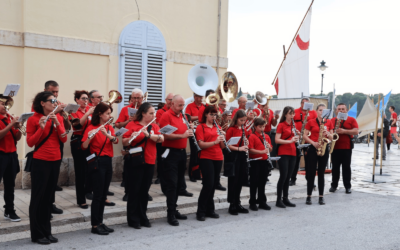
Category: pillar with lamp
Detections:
[{"x1": 318, "y1": 60, "x2": 328, "y2": 96}]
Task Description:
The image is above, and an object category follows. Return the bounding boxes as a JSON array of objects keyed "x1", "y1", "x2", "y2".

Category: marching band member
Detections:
[
  {"x1": 329, "y1": 103, "x2": 359, "y2": 194},
  {"x1": 303, "y1": 104, "x2": 333, "y2": 205},
  {"x1": 389, "y1": 106, "x2": 400, "y2": 144},
  {"x1": 226, "y1": 110, "x2": 250, "y2": 215},
  {"x1": 289, "y1": 97, "x2": 317, "y2": 186},
  {"x1": 122, "y1": 103, "x2": 163, "y2": 229},
  {"x1": 70, "y1": 90, "x2": 94, "y2": 209},
  {"x1": 115, "y1": 88, "x2": 143, "y2": 129},
  {"x1": 195, "y1": 106, "x2": 225, "y2": 221},
  {"x1": 159, "y1": 95, "x2": 193, "y2": 226},
  {"x1": 81, "y1": 102, "x2": 118, "y2": 235},
  {"x1": 88, "y1": 90, "x2": 104, "y2": 107},
  {"x1": 248, "y1": 118, "x2": 272, "y2": 211},
  {"x1": 27, "y1": 91, "x2": 67, "y2": 244},
  {"x1": 275, "y1": 106, "x2": 298, "y2": 208},
  {"x1": 0, "y1": 95, "x2": 22, "y2": 222},
  {"x1": 197, "y1": 89, "x2": 223, "y2": 123}
]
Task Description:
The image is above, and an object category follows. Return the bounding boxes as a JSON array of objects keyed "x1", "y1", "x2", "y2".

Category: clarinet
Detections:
[
  {"x1": 241, "y1": 125, "x2": 251, "y2": 167},
  {"x1": 181, "y1": 111, "x2": 201, "y2": 151},
  {"x1": 213, "y1": 120, "x2": 231, "y2": 153},
  {"x1": 291, "y1": 118, "x2": 302, "y2": 156},
  {"x1": 262, "y1": 132, "x2": 273, "y2": 169}
]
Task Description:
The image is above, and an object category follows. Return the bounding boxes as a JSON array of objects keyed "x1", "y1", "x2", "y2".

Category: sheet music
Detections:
[
  {"x1": 3, "y1": 84, "x2": 21, "y2": 97},
  {"x1": 162, "y1": 148, "x2": 170, "y2": 158},
  {"x1": 269, "y1": 157, "x2": 281, "y2": 161},
  {"x1": 297, "y1": 144, "x2": 311, "y2": 149},
  {"x1": 115, "y1": 127, "x2": 129, "y2": 137},
  {"x1": 128, "y1": 108, "x2": 137, "y2": 117},
  {"x1": 245, "y1": 102, "x2": 255, "y2": 110},
  {"x1": 159, "y1": 125, "x2": 178, "y2": 135},
  {"x1": 303, "y1": 102, "x2": 314, "y2": 111},
  {"x1": 337, "y1": 112, "x2": 348, "y2": 120},
  {"x1": 322, "y1": 109, "x2": 331, "y2": 118},
  {"x1": 227, "y1": 136, "x2": 240, "y2": 145},
  {"x1": 275, "y1": 110, "x2": 281, "y2": 115},
  {"x1": 18, "y1": 112, "x2": 34, "y2": 122},
  {"x1": 229, "y1": 106, "x2": 237, "y2": 111},
  {"x1": 64, "y1": 103, "x2": 80, "y2": 113},
  {"x1": 129, "y1": 147, "x2": 143, "y2": 154}
]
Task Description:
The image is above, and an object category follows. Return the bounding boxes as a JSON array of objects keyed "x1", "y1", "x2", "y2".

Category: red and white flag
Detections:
[{"x1": 273, "y1": 6, "x2": 312, "y2": 98}]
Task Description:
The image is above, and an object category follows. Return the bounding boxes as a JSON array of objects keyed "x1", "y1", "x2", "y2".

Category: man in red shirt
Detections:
[
  {"x1": 159, "y1": 95, "x2": 195, "y2": 226},
  {"x1": 389, "y1": 106, "x2": 400, "y2": 144},
  {"x1": 115, "y1": 88, "x2": 144, "y2": 129},
  {"x1": 0, "y1": 96, "x2": 22, "y2": 222},
  {"x1": 289, "y1": 97, "x2": 317, "y2": 186},
  {"x1": 88, "y1": 90, "x2": 104, "y2": 107},
  {"x1": 329, "y1": 103, "x2": 359, "y2": 194}
]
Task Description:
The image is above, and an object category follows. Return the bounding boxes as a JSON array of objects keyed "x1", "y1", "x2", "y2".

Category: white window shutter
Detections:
[
  {"x1": 121, "y1": 48, "x2": 143, "y2": 107},
  {"x1": 145, "y1": 51, "x2": 164, "y2": 107}
]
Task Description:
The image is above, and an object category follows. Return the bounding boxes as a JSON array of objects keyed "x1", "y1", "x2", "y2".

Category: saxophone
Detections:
[
  {"x1": 316, "y1": 118, "x2": 330, "y2": 156},
  {"x1": 329, "y1": 118, "x2": 341, "y2": 154}
]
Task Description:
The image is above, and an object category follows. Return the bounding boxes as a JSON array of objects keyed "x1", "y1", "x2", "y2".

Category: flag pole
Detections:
[
  {"x1": 379, "y1": 110, "x2": 384, "y2": 175},
  {"x1": 372, "y1": 95, "x2": 381, "y2": 182},
  {"x1": 271, "y1": 0, "x2": 314, "y2": 86}
]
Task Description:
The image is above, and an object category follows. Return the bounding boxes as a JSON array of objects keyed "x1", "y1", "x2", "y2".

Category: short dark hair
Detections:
[
  {"x1": 337, "y1": 103, "x2": 346, "y2": 107},
  {"x1": 157, "y1": 102, "x2": 165, "y2": 110},
  {"x1": 200, "y1": 105, "x2": 218, "y2": 124},
  {"x1": 74, "y1": 90, "x2": 89, "y2": 103},
  {"x1": 134, "y1": 102, "x2": 153, "y2": 122},
  {"x1": 205, "y1": 89, "x2": 215, "y2": 98},
  {"x1": 390, "y1": 106, "x2": 395, "y2": 111},
  {"x1": 44, "y1": 80, "x2": 59, "y2": 90},
  {"x1": 230, "y1": 109, "x2": 246, "y2": 127},
  {"x1": 91, "y1": 102, "x2": 113, "y2": 126},
  {"x1": 279, "y1": 106, "x2": 295, "y2": 123},
  {"x1": 253, "y1": 117, "x2": 266, "y2": 127},
  {"x1": 301, "y1": 97, "x2": 310, "y2": 103},
  {"x1": 32, "y1": 91, "x2": 55, "y2": 115}
]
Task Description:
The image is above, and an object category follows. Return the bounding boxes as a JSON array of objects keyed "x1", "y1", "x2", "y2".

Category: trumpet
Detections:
[
  {"x1": 3, "y1": 97, "x2": 27, "y2": 136},
  {"x1": 44, "y1": 105, "x2": 59, "y2": 123},
  {"x1": 213, "y1": 119, "x2": 230, "y2": 153},
  {"x1": 88, "y1": 117, "x2": 114, "y2": 139},
  {"x1": 128, "y1": 117, "x2": 156, "y2": 144}
]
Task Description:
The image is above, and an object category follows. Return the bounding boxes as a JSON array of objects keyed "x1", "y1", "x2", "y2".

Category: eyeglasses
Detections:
[
  {"x1": 94, "y1": 96, "x2": 103, "y2": 99},
  {"x1": 81, "y1": 97, "x2": 89, "y2": 101},
  {"x1": 209, "y1": 113, "x2": 218, "y2": 117},
  {"x1": 132, "y1": 96, "x2": 142, "y2": 100},
  {"x1": 45, "y1": 99, "x2": 57, "y2": 104}
]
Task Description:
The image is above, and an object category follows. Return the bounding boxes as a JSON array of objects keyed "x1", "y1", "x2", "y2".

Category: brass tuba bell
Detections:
[
  {"x1": 104, "y1": 90, "x2": 123, "y2": 106},
  {"x1": 217, "y1": 72, "x2": 238, "y2": 103},
  {"x1": 253, "y1": 91, "x2": 267, "y2": 105}
]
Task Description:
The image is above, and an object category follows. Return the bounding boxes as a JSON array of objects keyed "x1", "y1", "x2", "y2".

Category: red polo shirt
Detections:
[
  {"x1": 294, "y1": 108, "x2": 317, "y2": 132},
  {"x1": 276, "y1": 121, "x2": 296, "y2": 156},
  {"x1": 186, "y1": 102, "x2": 202, "y2": 118},
  {"x1": 26, "y1": 112, "x2": 67, "y2": 161},
  {"x1": 226, "y1": 125, "x2": 250, "y2": 147},
  {"x1": 231, "y1": 108, "x2": 245, "y2": 119},
  {"x1": 248, "y1": 132, "x2": 271, "y2": 160},
  {"x1": 257, "y1": 106, "x2": 275, "y2": 133},
  {"x1": 195, "y1": 123, "x2": 223, "y2": 160},
  {"x1": 82, "y1": 124, "x2": 116, "y2": 157},
  {"x1": 0, "y1": 114, "x2": 19, "y2": 153},
  {"x1": 198, "y1": 104, "x2": 223, "y2": 123},
  {"x1": 156, "y1": 105, "x2": 169, "y2": 124},
  {"x1": 70, "y1": 106, "x2": 92, "y2": 136},
  {"x1": 391, "y1": 112, "x2": 398, "y2": 127},
  {"x1": 116, "y1": 103, "x2": 136, "y2": 125},
  {"x1": 123, "y1": 120, "x2": 160, "y2": 164},
  {"x1": 159, "y1": 109, "x2": 189, "y2": 149},
  {"x1": 305, "y1": 118, "x2": 332, "y2": 142},
  {"x1": 329, "y1": 117, "x2": 358, "y2": 150}
]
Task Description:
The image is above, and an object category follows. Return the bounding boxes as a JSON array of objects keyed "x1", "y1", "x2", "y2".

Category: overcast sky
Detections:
[{"x1": 227, "y1": 0, "x2": 400, "y2": 96}]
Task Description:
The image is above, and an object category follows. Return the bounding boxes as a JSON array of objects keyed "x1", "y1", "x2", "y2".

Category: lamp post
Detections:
[{"x1": 318, "y1": 60, "x2": 328, "y2": 96}]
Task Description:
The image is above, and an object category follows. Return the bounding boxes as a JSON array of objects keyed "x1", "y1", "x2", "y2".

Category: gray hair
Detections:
[
  {"x1": 316, "y1": 103, "x2": 326, "y2": 110},
  {"x1": 301, "y1": 97, "x2": 310, "y2": 103},
  {"x1": 219, "y1": 99, "x2": 226, "y2": 104},
  {"x1": 132, "y1": 88, "x2": 143, "y2": 96},
  {"x1": 88, "y1": 90, "x2": 99, "y2": 103}
]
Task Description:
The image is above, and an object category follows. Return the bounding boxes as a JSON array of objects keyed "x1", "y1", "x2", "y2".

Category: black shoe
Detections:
[
  {"x1": 289, "y1": 180, "x2": 296, "y2": 186},
  {"x1": 306, "y1": 197, "x2": 312, "y2": 205},
  {"x1": 154, "y1": 178, "x2": 160, "y2": 184},
  {"x1": 383, "y1": 158, "x2": 386, "y2": 161},
  {"x1": 55, "y1": 185, "x2": 63, "y2": 192},
  {"x1": 249, "y1": 204, "x2": 258, "y2": 211},
  {"x1": 237, "y1": 204, "x2": 249, "y2": 214},
  {"x1": 167, "y1": 214, "x2": 179, "y2": 226},
  {"x1": 101, "y1": 224, "x2": 114, "y2": 233},
  {"x1": 215, "y1": 183, "x2": 226, "y2": 191},
  {"x1": 372, "y1": 157, "x2": 379, "y2": 160},
  {"x1": 105, "y1": 201, "x2": 115, "y2": 206},
  {"x1": 148, "y1": 194, "x2": 153, "y2": 201},
  {"x1": 179, "y1": 190, "x2": 193, "y2": 197},
  {"x1": 276, "y1": 200, "x2": 286, "y2": 208},
  {"x1": 346, "y1": 188, "x2": 352, "y2": 194},
  {"x1": 128, "y1": 223, "x2": 141, "y2": 229},
  {"x1": 175, "y1": 211, "x2": 187, "y2": 220},
  {"x1": 52, "y1": 205, "x2": 63, "y2": 214},
  {"x1": 205, "y1": 212, "x2": 220, "y2": 219},
  {"x1": 78, "y1": 204, "x2": 89, "y2": 209},
  {"x1": 282, "y1": 198, "x2": 296, "y2": 207},
  {"x1": 91, "y1": 226, "x2": 109, "y2": 235},
  {"x1": 189, "y1": 177, "x2": 197, "y2": 182},
  {"x1": 123, "y1": 194, "x2": 128, "y2": 202},
  {"x1": 50, "y1": 214, "x2": 53, "y2": 220},
  {"x1": 120, "y1": 181, "x2": 125, "y2": 187},
  {"x1": 32, "y1": 238, "x2": 51, "y2": 245},
  {"x1": 140, "y1": 221, "x2": 152, "y2": 228},
  {"x1": 319, "y1": 197, "x2": 325, "y2": 205},
  {"x1": 228, "y1": 204, "x2": 238, "y2": 215},
  {"x1": 86, "y1": 193, "x2": 93, "y2": 200},
  {"x1": 196, "y1": 214, "x2": 205, "y2": 221},
  {"x1": 329, "y1": 187, "x2": 337, "y2": 193},
  {"x1": 4, "y1": 210, "x2": 21, "y2": 222},
  {"x1": 258, "y1": 203, "x2": 271, "y2": 210},
  {"x1": 46, "y1": 235, "x2": 58, "y2": 243},
  {"x1": 106, "y1": 191, "x2": 114, "y2": 196}
]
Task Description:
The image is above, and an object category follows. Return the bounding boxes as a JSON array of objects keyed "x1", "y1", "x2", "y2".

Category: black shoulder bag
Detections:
[
  {"x1": 223, "y1": 130, "x2": 243, "y2": 177},
  {"x1": 25, "y1": 121, "x2": 54, "y2": 172},
  {"x1": 126, "y1": 125, "x2": 152, "y2": 166},
  {"x1": 87, "y1": 126, "x2": 110, "y2": 171}
]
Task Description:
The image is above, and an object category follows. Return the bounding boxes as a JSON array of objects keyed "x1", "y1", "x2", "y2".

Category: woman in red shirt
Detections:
[
  {"x1": 275, "y1": 106, "x2": 299, "y2": 208},
  {"x1": 82, "y1": 102, "x2": 118, "y2": 236},
  {"x1": 70, "y1": 90, "x2": 94, "y2": 209},
  {"x1": 27, "y1": 91, "x2": 67, "y2": 245},
  {"x1": 195, "y1": 106, "x2": 225, "y2": 221},
  {"x1": 248, "y1": 118, "x2": 273, "y2": 211},
  {"x1": 303, "y1": 104, "x2": 333, "y2": 205},
  {"x1": 122, "y1": 102, "x2": 163, "y2": 229},
  {"x1": 225, "y1": 109, "x2": 250, "y2": 215}
]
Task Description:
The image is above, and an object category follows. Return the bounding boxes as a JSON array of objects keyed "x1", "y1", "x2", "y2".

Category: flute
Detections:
[
  {"x1": 44, "y1": 105, "x2": 58, "y2": 123},
  {"x1": 181, "y1": 111, "x2": 201, "y2": 151},
  {"x1": 128, "y1": 117, "x2": 156, "y2": 144},
  {"x1": 213, "y1": 120, "x2": 230, "y2": 153},
  {"x1": 88, "y1": 117, "x2": 114, "y2": 139}
]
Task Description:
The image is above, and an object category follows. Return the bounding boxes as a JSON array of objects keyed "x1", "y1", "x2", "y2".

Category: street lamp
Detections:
[{"x1": 318, "y1": 60, "x2": 328, "y2": 96}]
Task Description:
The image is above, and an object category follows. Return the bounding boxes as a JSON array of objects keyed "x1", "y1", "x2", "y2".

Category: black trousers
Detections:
[
  {"x1": 290, "y1": 148, "x2": 308, "y2": 182},
  {"x1": 249, "y1": 160, "x2": 269, "y2": 205},
  {"x1": 227, "y1": 151, "x2": 248, "y2": 205},
  {"x1": 70, "y1": 136, "x2": 90, "y2": 205},
  {"x1": 29, "y1": 159, "x2": 61, "y2": 240},
  {"x1": 51, "y1": 143, "x2": 64, "y2": 205},
  {"x1": 306, "y1": 146, "x2": 329, "y2": 196},
  {"x1": 123, "y1": 157, "x2": 129, "y2": 195},
  {"x1": 0, "y1": 152, "x2": 19, "y2": 213},
  {"x1": 188, "y1": 138, "x2": 199, "y2": 179},
  {"x1": 331, "y1": 149, "x2": 352, "y2": 189},
  {"x1": 277, "y1": 155, "x2": 296, "y2": 200},
  {"x1": 91, "y1": 157, "x2": 113, "y2": 226},
  {"x1": 126, "y1": 162, "x2": 154, "y2": 225},
  {"x1": 197, "y1": 159, "x2": 222, "y2": 216},
  {"x1": 162, "y1": 149, "x2": 187, "y2": 214}
]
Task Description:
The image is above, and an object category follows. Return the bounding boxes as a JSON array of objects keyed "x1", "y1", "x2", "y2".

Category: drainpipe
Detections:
[{"x1": 216, "y1": 0, "x2": 221, "y2": 74}]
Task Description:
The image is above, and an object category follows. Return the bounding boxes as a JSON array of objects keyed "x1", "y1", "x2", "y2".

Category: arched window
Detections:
[{"x1": 118, "y1": 21, "x2": 166, "y2": 111}]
